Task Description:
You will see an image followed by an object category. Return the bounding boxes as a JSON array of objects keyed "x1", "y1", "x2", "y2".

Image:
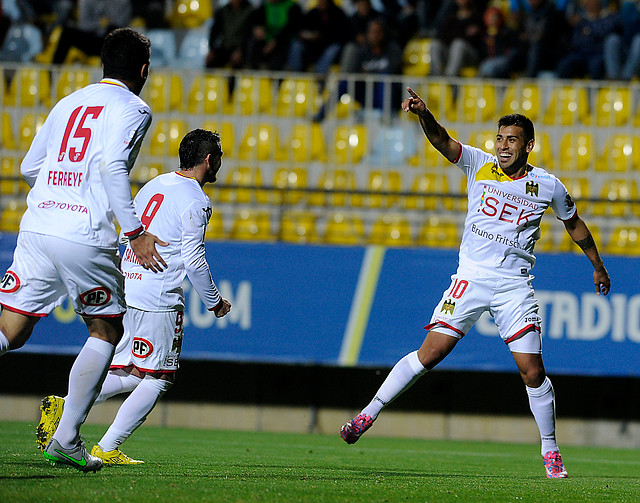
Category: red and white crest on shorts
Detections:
[
  {"x1": 132, "y1": 337, "x2": 154, "y2": 358},
  {"x1": 79, "y1": 287, "x2": 111, "y2": 306},
  {"x1": 0, "y1": 270, "x2": 21, "y2": 293}
]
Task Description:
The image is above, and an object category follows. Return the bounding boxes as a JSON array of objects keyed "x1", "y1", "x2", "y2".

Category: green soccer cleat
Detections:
[
  {"x1": 91, "y1": 445, "x2": 145, "y2": 465},
  {"x1": 44, "y1": 438, "x2": 103, "y2": 472},
  {"x1": 36, "y1": 395, "x2": 65, "y2": 452}
]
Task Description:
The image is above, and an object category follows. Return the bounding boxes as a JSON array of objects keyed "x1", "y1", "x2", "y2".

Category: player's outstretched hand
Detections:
[
  {"x1": 130, "y1": 232, "x2": 168, "y2": 273},
  {"x1": 212, "y1": 298, "x2": 231, "y2": 318},
  {"x1": 594, "y1": 266, "x2": 610, "y2": 296},
  {"x1": 402, "y1": 87, "x2": 427, "y2": 115}
]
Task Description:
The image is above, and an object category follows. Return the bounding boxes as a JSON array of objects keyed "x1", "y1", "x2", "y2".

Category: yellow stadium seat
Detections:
[
  {"x1": 501, "y1": 82, "x2": 541, "y2": 121},
  {"x1": 34, "y1": 25, "x2": 62, "y2": 64},
  {"x1": 237, "y1": 123, "x2": 280, "y2": 162},
  {"x1": 204, "y1": 209, "x2": 226, "y2": 240},
  {"x1": 468, "y1": 130, "x2": 497, "y2": 153},
  {"x1": 273, "y1": 166, "x2": 308, "y2": 204},
  {"x1": 309, "y1": 169, "x2": 361, "y2": 207},
  {"x1": 2, "y1": 112, "x2": 17, "y2": 150},
  {"x1": 369, "y1": 215, "x2": 413, "y2": 246},
  {"x1": 202, "y1": 121, "x2": 234, "y2": 159},
  {"x1": 332, "y1": 125, "x2": 367, "y2": 164},
  {"x1": 527, "y1": 131, "x2": 553, "y2": 170},
  {"x1": 417, "y1": 216, "x2": 460, "y2": 248},
  {"x1": 4, "y1": 66, "x2": 51, "y2": 107},
  {"x1": 145, "y1": 73, "x2": 183, "y2": 112},
  {"x1": 366, "y1": 170, "x2": 402, "y2": 208},
  {"x1": 596, "y1": 134, "x2": 640, "y2": 172},
  {"x1": 230, "y1": 210, "x2": 273, "y2": 241},
  {"x1": 556, "y1": 224, "x2": 602, "y2": 253},
  {"x1": 594, "y1": 86, "x2": 630, "y2": 127},
  {"x1": 171, "y1": 0, "x2": 213, "y2": 28},
  {"x1": 131, "y1": 162, "x2": 163, "y2": 184},
  {"x1": 331, "y1": 92, "x2": 362, "y2": 119},
  {"x1": 408, "y1": 128, "x2": 458, "y2": 168},
  {"x1": 415, "y1": 81, "x2": 454, "y2": 122},
  {"x1": 558, "y1": 132, "x2": 594, "y2": 172},
  {"x1": 402, "y1": 38, "x2": 431, "y2": 76},
  {"x1": 534, "y1": 221, "x2": 556, "y2": 253},
  {"x1": 323, "y1": 212, "x2": 365, "y2": 245},
  {"x1": 458, "y1": 83, "x2": 497, "y2": 123},
  {"x1": 18, "y1": 113, "x2": 46, "y2": 150},
  {"x1": 276, "y1": 78, "x2": 320, "y2": 117},
  {"x1": 55, "y1": 69, "x2": 91, "y2": 101},
  {"x1": 219, "y1": 166, "x2": 268, "y2": 204},
  {"x1": 0, "y1": 156, "x2": 18, "y2": 194},
  {"x1": 233, "y1": 76, "x2": 273, "y2": 115},
  {"x1": 187, "y1": 74, "x2": 230, "y2": 114},
  {"x1": 280, "y1": 211, "x2": 319, "y2": 243},
  {"x1": 542, "y1": 86, "x2": 590, "y2": 126},
  {"x1": 280, "y1": 123, "x2": 326, "y2": 162},
  {"x1": 593, "y1": 179, "x2": 638, "y2": 217},
  {"x1": 405, "y1": 172, "x2": 452, "y2": 211},
  {"x1": 0, "y1": 200, "x2": 26, "y2": 232},
  {"x1": 606, "y1": 225, "x2": 640, "y2": 256},
  {"x1": 148, "y1": 119, "x2": 188, "y2": 157},
  {"x1": 560, "y1": 177, "x2": 590, "y2": 215}
]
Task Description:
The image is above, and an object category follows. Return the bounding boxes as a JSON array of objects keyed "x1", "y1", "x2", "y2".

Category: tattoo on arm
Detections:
[{"x1": 575, "y1": 233, "x2": 595, "y2": 251}]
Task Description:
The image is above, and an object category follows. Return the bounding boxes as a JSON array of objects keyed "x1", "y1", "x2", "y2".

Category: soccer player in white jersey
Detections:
[
  {"x1": 340, "y1": 87, "x2": 611, "y2": 479},
  {"x1": 36, "y1": 129, "x2": 231, "y2": 464},
  {"x1": 0, "y1": 28, "x2": 167, "y2": 472}
]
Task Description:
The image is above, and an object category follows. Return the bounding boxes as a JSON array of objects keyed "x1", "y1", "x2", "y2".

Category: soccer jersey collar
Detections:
[{"x1": 99, "y1": 78, "x2": 129, "y2": 90}]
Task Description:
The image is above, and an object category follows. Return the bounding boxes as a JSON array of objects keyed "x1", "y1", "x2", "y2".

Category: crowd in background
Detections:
[{"x1": 2, "y1": 0, "x2": 640, "y2": 81}]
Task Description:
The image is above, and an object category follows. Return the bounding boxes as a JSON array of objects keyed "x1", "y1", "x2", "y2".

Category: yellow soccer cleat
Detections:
[
  {"x1": 90, "y1": 445, "x2": 145, "y2": 465},
  {"x1": 36, "y1": 395, "x2": 64, "y2": 452}
]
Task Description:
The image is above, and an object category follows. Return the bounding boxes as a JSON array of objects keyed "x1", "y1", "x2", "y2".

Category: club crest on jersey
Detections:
[
  {"x1": 441, "y1": 299, "x2": 456, "y2": 315},
  {"x1": 525, "y1": 181, "x2": 539, "y2": 197},
  {"x1": 132, "y1": 337, "x2": 154, "y2": 358},
  {"x1": 0, "y1": 270, "x2": 21, "y2": 293},
  {"x1": 79, "y1": 287, "x2": 111, "y2": 306}
]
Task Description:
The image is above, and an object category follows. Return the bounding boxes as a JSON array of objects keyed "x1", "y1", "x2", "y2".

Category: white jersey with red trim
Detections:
[
  {"x1": 121, "y1": 172, "x2": 222, "y2": 312},
  {"x1": 455, "y1": 144, "x2": 577, "y2": 277},
  {"x1": 19, "y1": 78, "x2": 151, "y2": 248}
]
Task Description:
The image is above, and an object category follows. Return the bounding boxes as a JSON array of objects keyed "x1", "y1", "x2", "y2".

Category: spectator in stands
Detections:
[
  {"x1": 132, "y1": 0, "x2": 168, "y2": 29},
  {"x1": 555, "y1": 0, "x2": 621, "y2": 79},
  {"x1": 603, "y1": 0, "x2": 640, "y2": 80},
  {"x1": 314, "y1": 18, "x2": 402, "y2": 121},
  {"x1": 378, "y1": 0, "x2": 420, "y2": 47},
  {"x1": 348, "y1": 0, "x2": 384, "y2": 48},
  {"x1": 205, "y1": 0, "x2": 253, "y2": 69},
  {"x1": 429, "y1": 0, "x2": 485, "y2": 77},
  {"x1": 244, "y1": 0, "x2": 302, "y2": 71},
  {"x1": 287, "y1": 0, "x2": 350, "y2": 75},
  {"x1": 0, "y1": 4, "x2": 10, "y2": 48},
  {"x1": 477, "y1": 6, "x2": 519, "y2": 78},
  {"x1": 52, "y1": 0, "x2": 132, "y2": 65}
]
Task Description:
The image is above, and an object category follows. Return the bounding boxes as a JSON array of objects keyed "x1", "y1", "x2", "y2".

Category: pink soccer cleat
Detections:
[
  {"x1": 340, "y1": 413, "x2": 374, "y2": 444},
  {"x1": 543, "y1": 451, "x2": 568, "y2": 478}
]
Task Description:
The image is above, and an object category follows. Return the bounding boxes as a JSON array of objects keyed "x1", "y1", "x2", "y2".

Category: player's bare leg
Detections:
[
  {"x1": 513, "y1": 351, "x2": 567, "y2": 478},
  {"x1": 341, "y1": 330, "x2": 459, "y2": 444},
  {"x1": 0, "y1": 309, "x2": 40, "y2": 356}
]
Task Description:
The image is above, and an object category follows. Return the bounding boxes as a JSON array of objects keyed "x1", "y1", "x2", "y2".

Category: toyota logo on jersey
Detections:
[
  {"x1": 132, "y1": 337, "x2": 154, "y2": 358},
  {"x1": 79, "y1": 287, "x2": 111, "y2": 306},
  {"x1": 0, "y1": 271, "x2": 21, "y2": 293}
]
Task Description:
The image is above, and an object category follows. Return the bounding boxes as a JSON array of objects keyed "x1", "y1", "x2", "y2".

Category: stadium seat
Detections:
[
  {"x1": 55, "y1": 69, "x2": 91, "y2": 101},
  {"x1": 323, "y1": 212, "x2": 365, "y2": 245},
  {"x1": 417, "y1": 216, "x2": 460, "y2": 248},
  {"x1": 148, "y1": 119, "x2": 188, "y2": 157},
  {"x1": 4, "y1": 66, "x2": 51, "y2": 107},
  {"x1": 468, "y1": 130, "x2": 497, "y2": 153},
  {"x1": 408, "y1": 128, "x2": 458, "y2": 168},
  {"x1": 596, "y1": 134, "x2": 640, "y2": 172},
  {"x1": 414, "y1": 81, "x2": 454, "y2": 122},
  {"x1": 204, "y1": 209, "x2": 226, "y2": 240},
  {"x1": 0, "y1": 156, "x2": 18, "y2": 194},
  {"x1": 187, "y1": 74, "x2": 231, "y2": 115},
  {"x1": 18, "y1": 113, "x2": 46, "y2": 150},
  {"x1": 534, "y1": 221, "x2": 555, "y2": 253},
  {"x1": 171, "y1": 0, "x2": 213, "y2": 28},
  {"x1": 232, "y1": 76, "x2": 273, "y2": 115},
  {"x1": 280, "y1": 123, "x2": 326, "y2": 162},
  {"x1": 230, "y1": 210, "x2": 274, "y2": 241},
  {"x1": 34, "y1": 25, "x2": 62, "y2": 64},
  {"x1": 219, "y1": 166, "x2": 268, "y2": 204},
  {"x1": 276, "y1": 78, "x2": 320, "y2": 117},
  {"x1": 330, "y1": 92, "x2": 362, "y2": 119},
  {"x1": 332, "y1": 125, "x2": 368, "y2": 164},
  {"x1": 176, "y1": 27, "x2": 210, "y2": 68},
  {"x1": 501, "y1": 82, "x2": 541, "y2": 120},
  {"x1": 558, "y1": 132, "x2": 594, "y2": 172},
  {"x1": 273, "y1": 166, "x2": 308, "y2": 204},
  {"x1": 406, "y1": 172, "x2": 452, "y2": 211},
  {"x1": 144, "y1": 72, "x2": 183, "y2": 112},
  {"x1": 0, "y1": 23, "x2": 42, "y2": 62},
  {"x1": 366, "y1": 170, "x2": 402, "y2": 208},
  {"x1": 131, "y1": 162, "x2": 162, "y2": 184},
  {"x1": 1, "y1": 112, "x2": 17, "y2": 149},
  {"x1": 593, "y1": 179, "x2": 638, "y2": 217},
  {"x1": 560, "y1": 177, "x2": 591, "y2": 214},
  {"x1": 147, "y1": 29, "x2": 178, "y2": 67},
  {"x1": 542, "y1": 86, "x2": 590, "y2": 126},
  {"x1": 457, "y1": 83, "x2": 497, "y2": 123},
  {"x1": 402, "y1": 38, "x2": 431, "y2": 76},
  {"x1": 606, "y1": 225, "x2": 640, "y2": 256},
  {"x1": 202, "y1": 121, "x2": 234, "y2": 159},
  {"x1": 309, "y1": 169, "x2": 361, "y2": 207},
  {"x1": 369, "y1": 215, "x2": 413, "y2": 246},
  {"x1": 593, "y1": 86, "x2": 630, "y2": 127},
  {"x1": 279, "y1": 211, "x2": 319, "y2": 244},
  {"x1": 237, "y1": 123, "x2": 281, "y2": 162},
  {"x1": 527, "y1": 131, "x2": 553, "y2": 170},
  {"x1": 0, "y1": 200, "x2": 26, "y2": 232}
]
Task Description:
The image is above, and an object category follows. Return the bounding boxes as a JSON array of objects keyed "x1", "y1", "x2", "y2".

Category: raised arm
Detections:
[
  {"x1": 401, "y1": 87, "x2": 461, "y2": 163},
  {"x1": 563, "y1": 215, "x2": 610, "y2": 295}
]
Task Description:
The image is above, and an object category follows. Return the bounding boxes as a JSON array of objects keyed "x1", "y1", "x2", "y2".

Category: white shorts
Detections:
[
  {"x1": 425, "y1": 268, "x2": 542, "y2": 354},
  {"x1": 0, "y1": 231, "x2": 125, "y2": 318},
  {"x1": 111, "y1": 307, "x2": 184, "y2": 373}
]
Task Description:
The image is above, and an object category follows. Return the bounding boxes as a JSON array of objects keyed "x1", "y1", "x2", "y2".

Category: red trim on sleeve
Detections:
[
  {"x1": 504, "y1": 324, "x2": 540, "y2": 345},
  {"x1": 81, "y1": 312, "x2": 125, "y2": 319},
  {"x1": 558, "y1": 210, "x2": 579, "y2": 223},
  {"x1": 424, "y1": 320, "x2": 465, "y2": 337},
  {"x1": 132, "y1": 365, "x2": 177, "y2": 375},
  {"x1": 0, "y1": 303, "x2": 48, "y2": 317},
  {"x1": 124, "y1": 226, "x2": 144, "y2": 238},
  {"x1": 452, "y1": 142, "x2": 463, "y2": 163}
]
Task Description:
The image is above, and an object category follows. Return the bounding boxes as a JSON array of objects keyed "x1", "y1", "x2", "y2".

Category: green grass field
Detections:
[{"x1": 1, "y1": 420, "x2": 639, "y2": 502}]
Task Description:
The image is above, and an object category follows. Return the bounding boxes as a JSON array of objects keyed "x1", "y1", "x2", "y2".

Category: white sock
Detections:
[
  {"x1": 0, "y1": 329, "x2": 10, "y2": 356},
  {"x1": 53, "y1": 337, "x2": 114, "y2": 448},
  {"x1": 361, "y1": 350, "x2": 427, "y2": 420},
  {"x1": 99, "y1": 376, "x2": 172, "y2": 452},
  {"x1": 93, "y1": 369, "x2": 143, "y2": 405},
  {"x1": 526, "y1": 376, "x2": 559, "y2": 455}
]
